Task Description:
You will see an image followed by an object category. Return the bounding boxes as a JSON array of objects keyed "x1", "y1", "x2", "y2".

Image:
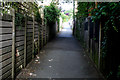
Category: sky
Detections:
[
  {"x1": 59, "y1": 3, "x2": 73, "y2": 11},
  {"x1": 37, "y1": 0, "x2": 73, "y2": 11}
]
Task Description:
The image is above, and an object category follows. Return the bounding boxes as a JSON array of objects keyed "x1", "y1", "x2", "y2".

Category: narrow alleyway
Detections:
[{"x1": 17, "y1": 23, "x2": 102, "y2": 79}]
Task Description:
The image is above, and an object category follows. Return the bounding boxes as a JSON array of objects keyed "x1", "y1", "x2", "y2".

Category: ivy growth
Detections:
[
  {"x1": 91, "y1": 2, "x2": 120, "y2": 32},
  {"x1": 35, "y1": 7, "x2": 42, "y2": 23},
  {"x1": 1, "y1": 2, "x2": 41, "y2": 29},
  {"x1": 76, "y1": 2, "x2": 120, "y2": 79},
  {"x1": 76, "y1": 2, "x2": 120, "y2": 57},
  {"x1": 91, "y1": 2, "x2": 120, "y2": 58},
  {"x1": 76, "y1": 2, "x2": 95, "y2": 17},
  {"x1": 15, "y1": 13, "x2": 24, "y2": 30}
]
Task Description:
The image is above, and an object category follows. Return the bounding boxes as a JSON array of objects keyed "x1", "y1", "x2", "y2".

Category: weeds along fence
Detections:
[
  {"x1": 0, "y1": 2, "x2": 49, "y2": 79},
  {"x1": 75, "y1": 16, "x2": 104, "y2": 78},
  {"x1": 75, "y1": 16, "x2": 120, "y2": 79},
  {"x1": 75, "y1": 16, "x2": 100, "y2": 68}
]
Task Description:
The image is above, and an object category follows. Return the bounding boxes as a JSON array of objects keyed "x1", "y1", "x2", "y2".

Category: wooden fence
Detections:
[
  {"x1": 0, "y1": 2, "x2": 50, "y2": 79},
  {"x1": 75, "y1": 16, "x2": 120, "y2": 79},
  {"x1": 75, "y1": 16, "x2": 101, "y2": 69},
  {"x1": 0, "y1": 13, "x2": 49, "y2": 80},
  {"x1": 0, "y1": 14, "x2": 13, "y2": 79}
]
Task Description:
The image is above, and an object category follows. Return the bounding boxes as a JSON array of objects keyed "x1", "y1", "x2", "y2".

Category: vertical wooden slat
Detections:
[
  {"x1": 44, "y1": 24, "x2": 46, "y2": 45},
  {"x1": 98, "y1": 22, "x2": 101, "y2": 69},
  {"x1": 41, "y1": 26, "x2": 43, "y2": 48},
  {"x1": 38, "y1": 24, "x2": 40, "y2": 54},
  {"x1": 41, "y1": 8, "x2": 44, "y2": 48},
  {"x1": 11, "y1": 8, "x2": 15, "y2": 79},
  {"x1": 32, "y1": 14, "x2": 35, "y2": 58},
  {"x1": 24, "y1": 14, "x2": 27, "y2": 67},
  {"x1": 46, "y1": 25, "x2": 48, "y2": 43},
  {"x1": 93, "y1": 22, "x2": 96, "y2": 62},
  {"x1": 73, "y1": 0, "x2": 75, "y2": 36},
  {"x1": 0, "y1": 12, "x2": 2, "y2": 80},
  {"x1": 47, "y1": 25, "x2": 49, "y2": 42},
  {"x1": 45, "y1": 23, "x2": 47, "y2": 44},
  {"x1": 88, "y1": 17, "x2": 90, "y2": 53}
]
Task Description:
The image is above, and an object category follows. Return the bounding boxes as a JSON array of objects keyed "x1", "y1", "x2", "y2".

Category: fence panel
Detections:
[
  {"x1": 15, "y1": 20, "x2": 25, "y2": 76},
  {"x1": 39, "y1": 25, "x2": 43, "y2": 49},
  {"x1": 0, "y1": 14, "x2": 12, "y2": 79},
  {"x1": 26, "y1": 18, "x2": 33, "y2": 63},
  {"x1": 0, "y1": 2, "x2": 49, "y2": 79},
  {"x1": 75, "y1": 17, "x2": 101, "y2": 68},
  {"x1": 34, "y1": 21, "x2": 39, "y2": 55}
]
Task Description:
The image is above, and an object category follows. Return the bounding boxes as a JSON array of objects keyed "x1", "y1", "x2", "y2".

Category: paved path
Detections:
[{"x1": 17, "y1": 24, "x2": 103, "y2": 79}]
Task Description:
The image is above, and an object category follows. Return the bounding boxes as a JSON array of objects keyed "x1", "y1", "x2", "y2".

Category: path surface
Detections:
[{"x1": 17, "y1": 23, "x2": 102, "y2": 79}]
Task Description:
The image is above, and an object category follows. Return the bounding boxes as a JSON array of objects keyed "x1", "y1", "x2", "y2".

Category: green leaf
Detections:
[
  {"x1": 102, "y1": 12, "x2": 107, "y2": 15},
  {"x1": 113, "y1": 26, "x2": 118, "y2": 32}
]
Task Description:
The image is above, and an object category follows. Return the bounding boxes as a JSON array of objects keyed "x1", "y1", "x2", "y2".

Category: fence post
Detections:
[
  {"x1": 42, "y1": 25, "x2": 43, "y2": 47},
  {"x1": 98, "y1": 22, "x2": 102, "y2": 69},
  {"x1": 44, "y1": 22, "x2": 47, "y2": 45},
  {"x1": 46, "y1": 24, "x2": 48, "y2": 43},
  {"x1": 11, "y1": 8, "x2": 15, "y2": 79},
  {"x1": 32, "y1": 14, "x2": 35, "y2": 58},
  {"x1": 47, "y1": 25, "x2": 49, "y2": 42},
  {"x1": 38, "y1": 24, "x2": 40, "y2": 54},
  {"x1": 24, "y1": 14, "x2": 27, "y2": 67}
]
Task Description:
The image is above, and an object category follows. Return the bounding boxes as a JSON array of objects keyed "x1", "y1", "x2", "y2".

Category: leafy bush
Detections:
[
  {"x1": 91, "y1": 2, "x2": 120, "y2": 32},
  {"x1": 35, "y1": 7, "x2": 42, "y2": 23},
  {"x1": 61, "y1": 9, "x2": 73, "y2": 22},
  {"x1": 44, "y1": 3, "x2": 61, "y2": 23}
]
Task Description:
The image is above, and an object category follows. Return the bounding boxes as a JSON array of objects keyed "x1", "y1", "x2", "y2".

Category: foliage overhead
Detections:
[
  {"x1": 91, "y1": 2, "x2": 120, "y2": 32},
  {"x1": 44, "y1": 3, "x2": 61, "y2": 23},
  {"x1": 77, "y1": 2, "x2": 95, "y2": 17},
  {"x1": 77, "y1": 2, "x2": 120, "y2": 32},
  {"x1": 61, "y1": 9, "x2": 73, "y2": 22},
  {"x1": 1, "y1": 2, "x2": 41, "y2": 29}
]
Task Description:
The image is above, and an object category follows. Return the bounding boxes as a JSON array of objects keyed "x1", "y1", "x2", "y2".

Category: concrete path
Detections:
[{"x1": 17, "y1": 24, "x2": 103, "y2": 79}]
